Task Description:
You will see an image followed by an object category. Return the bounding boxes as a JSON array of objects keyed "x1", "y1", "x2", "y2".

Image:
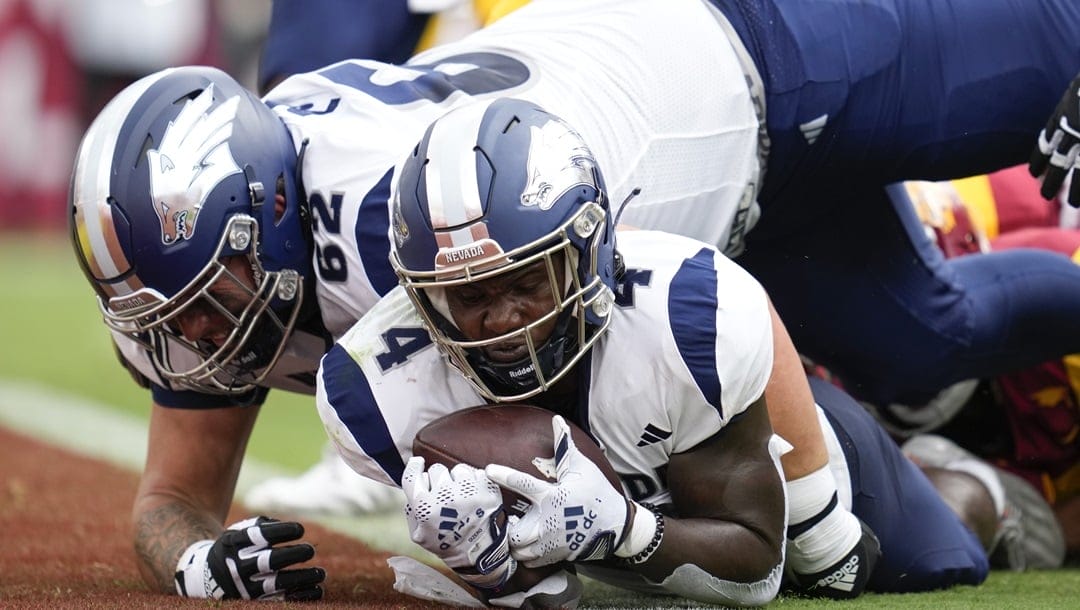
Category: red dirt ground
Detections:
[{"x1": 0, "y1": 426, "x2": 451, "y2": 609}]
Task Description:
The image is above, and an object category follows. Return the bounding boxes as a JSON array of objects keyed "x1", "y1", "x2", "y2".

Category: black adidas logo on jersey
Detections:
[{"x1": 636, "y1": 424, "x2": 672, "y2": 447}]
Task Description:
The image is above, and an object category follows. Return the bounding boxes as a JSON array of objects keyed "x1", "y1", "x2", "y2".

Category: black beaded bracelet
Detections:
[{"x1": 621, "y1": 509, "x2": 665, "y2": 566}]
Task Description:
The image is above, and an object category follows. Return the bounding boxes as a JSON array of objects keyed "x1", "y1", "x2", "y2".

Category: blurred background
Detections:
[
  {"x1": 0, "y1": 0, "x2": 271, "y2": 232},
  {"x1": 0, "y1": 0, "x2": 325, "y2": 474},
  {"x1": 0, "y1": 0, "x2": 484, "y2": 494}
]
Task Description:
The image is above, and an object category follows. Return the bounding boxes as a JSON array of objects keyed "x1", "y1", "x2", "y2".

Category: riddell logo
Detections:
[
  {"x1": 813, "y1": 555, "x2": 859, "y2": 592},
  {"x1": 508, "y1": 364, "x2": 535, "y2": 379}
]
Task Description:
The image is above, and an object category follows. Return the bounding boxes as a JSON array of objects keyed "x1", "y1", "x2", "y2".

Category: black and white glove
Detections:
[
  {"x1": 785, "y1": 518, "x2": 880, "y2": 599},
  {"x1": 402, "y1": 457, "x2": 517, "y2": 592},
  {"x1": 486, "y1": 415, "x2": 635, "y2": 567},
  {"x1": 174, "y1": 516, "x2": 324, "y2": 601},
  {"x1": 1030, "y1": 71, "x2": 1080, "y2": 207}
]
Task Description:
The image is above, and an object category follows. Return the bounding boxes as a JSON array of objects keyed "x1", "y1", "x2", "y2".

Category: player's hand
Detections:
[
  {"x1": 173, "y1": 516, "x2": 324, "y2": 601},
  {"x1": 786, "y1": 518, "x2": 880, "y2": 599},
  {"x1": 486, "y1": 415, "x2": 633, "y2": 566},
  {"x1": 1030, "y1": 71, "x2": 1080, "y2": 207},
  {"x1": 402, "y1": 457, "x2": 517, "y2": 592}
]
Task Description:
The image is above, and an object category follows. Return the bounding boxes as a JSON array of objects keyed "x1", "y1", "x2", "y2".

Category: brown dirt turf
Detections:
[{"x1": 0, "y1": 426, "x2": 453, "y2": 609}]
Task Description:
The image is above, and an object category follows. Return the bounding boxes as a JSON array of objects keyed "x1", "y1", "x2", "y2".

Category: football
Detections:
[{"x1": 412, "y1": 403, "x2": 621, "y2": 516}]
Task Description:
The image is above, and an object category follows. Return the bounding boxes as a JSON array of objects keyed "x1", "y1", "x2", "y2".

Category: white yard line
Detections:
[
  {"x1": 0, "y1": 378, "x2": 424, "y2": 558},
  {"x1": 0, "y1": 379, "x2": 288, "y2": 492}
]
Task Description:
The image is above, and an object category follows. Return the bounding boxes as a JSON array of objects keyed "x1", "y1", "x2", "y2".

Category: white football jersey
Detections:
[
  {"x1": 268, "y1": 0, "x2": 762, "y2": 340},
  {"x1": 316, "y1": 231, "x2": 773, "y2": 506},
  {"x1": 119, "y1": 0, "x2": 762, "y2": 403}
]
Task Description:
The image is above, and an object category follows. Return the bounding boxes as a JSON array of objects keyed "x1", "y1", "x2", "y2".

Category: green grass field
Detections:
[
  {"x1": 3, "y1": 232, "x2": 1079, "y2": 608},
  {"x1": 0, "y1": 232, "x2": 326, "y2": 472}
]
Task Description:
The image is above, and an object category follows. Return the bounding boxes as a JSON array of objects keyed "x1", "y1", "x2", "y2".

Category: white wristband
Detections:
[
  {"x1": 615, "y1": 502, "x2": 658, "y2": 558},
  {"x1": 787, "y1": 463, "x2": 837, "y2": 524}
]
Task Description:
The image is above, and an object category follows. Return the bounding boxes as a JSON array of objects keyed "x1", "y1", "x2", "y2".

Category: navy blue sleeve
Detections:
[
  {"x1": 258, "y1": 0, "x2": 431, "y2": 94},
  {"x1": 320, "y1": 343, "x2": 406, "y2": 484},
  {"x1": 668, "y1": 247, "x2": 723, "y2": 415}
]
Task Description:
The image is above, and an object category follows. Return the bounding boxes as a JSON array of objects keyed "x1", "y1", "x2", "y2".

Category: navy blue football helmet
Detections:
[
  {"x1": 69, "y1": 66, "x2": 310, "y2": 395},
  {"x1": 390, "y1": 98, "x2": 618, "y2": 401}
]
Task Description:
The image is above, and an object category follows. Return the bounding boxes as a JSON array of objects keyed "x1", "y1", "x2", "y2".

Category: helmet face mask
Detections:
[
  {"x1": 390, "y1": 98, "x2": 618, "y2": 402},
  {"x1": 69, "y1": 67, "x2": 310, "y2": 395},
  {"x1": 102, "y1": 215, "x2": 303, "y2": 394},
  {"x1": 403, "y1": 206, "x2": 612, "y2": 401}
]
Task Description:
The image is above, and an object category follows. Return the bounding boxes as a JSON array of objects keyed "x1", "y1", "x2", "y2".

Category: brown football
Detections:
[
  {"x1": 412, "y1": 403, "x2": 622, "y2": 517},
  {"x1": 412, "y1": 403, "x2": 622, "y2": 593}
]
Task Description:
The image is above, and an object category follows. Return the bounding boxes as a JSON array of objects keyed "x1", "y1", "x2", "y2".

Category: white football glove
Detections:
[
  {"x1": 486, "y1": 415, "x2": 632, "y2": 567},
  {"x1": 174, "y1": 516, "x2": 324, "y2": 601},
  {"x1": 402, "y1": 457, "x2": 517, "y2": 592}
]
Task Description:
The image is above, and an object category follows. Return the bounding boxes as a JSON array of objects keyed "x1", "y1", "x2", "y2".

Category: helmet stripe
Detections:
[
  {"x1": 73, "y1": 104, "x2": 121, "y2": 285},
  {"x1": 73, "y1": 70, "x2": 171, "y2": 297},
  {"x1": 424, "y1": 101, "x2": 492, "y2": 249}
]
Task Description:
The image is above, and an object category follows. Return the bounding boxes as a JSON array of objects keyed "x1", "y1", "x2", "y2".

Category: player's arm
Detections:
[
  {"x1": 488, "y1": 402, "x2": 786, "y2": 607},
  {"x1": 764, "y1": 299, "x2": 880, "y2": 598},
  {"x1": 133, "y1": 399, "x2": 324, "y2": 600},
  {"x1": 764, "y1": 299, "x2": 828, "y2": 480},
  {"x1": 132, "y1": 400, "x2": 256, "y2": 590},
  {"x1": 629, "y1": 397, "x2": 786, "y2": 602}
]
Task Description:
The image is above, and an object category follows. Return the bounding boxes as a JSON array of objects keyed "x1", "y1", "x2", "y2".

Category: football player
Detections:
[
  {"x1": 68, "y1": 0, "x2": 1080, "y2": 600},
  {"x1": 256, "y1": 0, "x2": 1080, "y2": 527},
  {"x1": 860, "y1": 168, "x2": 1080, "y2": 566},
  {"x1": 253, "y1": 0, "x2": 1080, "y2": 410},
  {"x1": 315, "y1": 99, "x2": 994, "y2": 606}
]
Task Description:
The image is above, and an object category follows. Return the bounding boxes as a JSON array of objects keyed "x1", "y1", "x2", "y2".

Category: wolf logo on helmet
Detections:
[
  {"x1": 148, "y1": 85, "x2": 242, "y2": 245},
  {"x1": 520, "y1": 119, "x2": 597, "y2": 211}
]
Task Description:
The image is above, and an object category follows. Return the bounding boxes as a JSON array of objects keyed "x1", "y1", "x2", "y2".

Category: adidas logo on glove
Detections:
[{"x1": 812, "y1": 555, "x2": 860, "y2": 592}]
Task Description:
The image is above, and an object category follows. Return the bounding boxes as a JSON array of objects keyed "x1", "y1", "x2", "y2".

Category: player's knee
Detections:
[
  {"x1": 921, "y1": 466, "x2": 999, "y2": 552},
  {"x1": 872, "y1": 545, "x2": 989, "y2": 593}
]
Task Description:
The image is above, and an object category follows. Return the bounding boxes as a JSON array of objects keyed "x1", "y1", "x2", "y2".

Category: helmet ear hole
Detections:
[
  {"x1": 173, "y1": 88, "x2": 204, "y2": 105},
  {"x1": 273, "y1": 174, "x2": 287, "y2": 224}
]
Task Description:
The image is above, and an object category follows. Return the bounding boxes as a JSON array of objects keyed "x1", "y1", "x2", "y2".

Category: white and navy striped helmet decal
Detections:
[
  {"x1": 70, "y1": 69, "x2": 178, "y2": 301},
  {"x1": 399, "y1": 97, "x2": 602, "y2": 274},
  {"x1": 413, "y1": 100, "x2": 496, "y2": 255}
]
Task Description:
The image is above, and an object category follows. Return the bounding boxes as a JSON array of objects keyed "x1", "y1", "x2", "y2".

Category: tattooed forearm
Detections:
[{"x1": 133, "y1": 503, "x2": 221, "y2": 593}]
